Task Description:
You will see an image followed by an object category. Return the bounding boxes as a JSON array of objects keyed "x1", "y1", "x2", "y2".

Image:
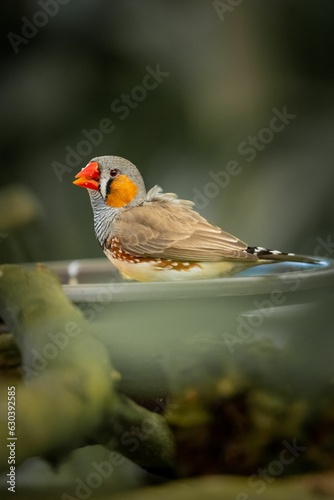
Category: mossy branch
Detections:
[{"x1": 0, "y1": 265, "x2": 174, "y2": 474}]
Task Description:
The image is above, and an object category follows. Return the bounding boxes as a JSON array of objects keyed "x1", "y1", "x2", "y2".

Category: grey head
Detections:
[{"x1": 75, "y1": 155, "x2": 147, "y2": 246}]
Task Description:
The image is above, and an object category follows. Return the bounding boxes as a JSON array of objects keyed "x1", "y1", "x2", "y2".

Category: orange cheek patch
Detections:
[{"x1": 106, "y1": 175, "x2": 138, "y2": 208}]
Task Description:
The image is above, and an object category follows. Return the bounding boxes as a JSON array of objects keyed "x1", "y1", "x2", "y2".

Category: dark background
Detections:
[
  {"x1": 1, "y1": 0, "x2": 334, "y2": 264},
  {"x1": 1, "y1": 2, "x2": 334, "y2": 496}
]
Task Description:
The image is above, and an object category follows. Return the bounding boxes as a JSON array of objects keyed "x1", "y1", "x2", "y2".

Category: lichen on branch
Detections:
[{"x1": 0, "y1": 264, "x2": 174, "y2": 474}]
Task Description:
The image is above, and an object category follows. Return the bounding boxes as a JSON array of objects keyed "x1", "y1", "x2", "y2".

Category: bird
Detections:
[{"x1": 73, "y1": 155, "x2": 315, "y2": 282}]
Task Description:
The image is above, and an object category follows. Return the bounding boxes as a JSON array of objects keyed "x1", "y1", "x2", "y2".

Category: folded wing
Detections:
[{"x1": 113, "y1": 197, "x2": 257, "y2": 262}]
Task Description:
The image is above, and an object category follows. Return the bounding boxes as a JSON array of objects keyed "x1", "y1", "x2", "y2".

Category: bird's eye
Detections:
[{"x1": 110, "y1": 169, "x2": 119, "y2": 178}]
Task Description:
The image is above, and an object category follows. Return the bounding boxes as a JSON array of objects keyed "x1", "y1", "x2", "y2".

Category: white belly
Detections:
[{"x1": 104, "y1": 250, "x2": 253, "y2": 282}]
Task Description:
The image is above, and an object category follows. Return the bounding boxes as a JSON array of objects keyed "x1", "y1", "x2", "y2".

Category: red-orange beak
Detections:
[{"x1": 73, "y1": 161, "x2": 100, "y2": 190}]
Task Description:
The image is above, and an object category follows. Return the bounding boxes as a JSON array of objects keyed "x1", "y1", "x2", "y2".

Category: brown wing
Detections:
[{"x1": 113, "y1": 201, "x2": 257, "y2": 262}]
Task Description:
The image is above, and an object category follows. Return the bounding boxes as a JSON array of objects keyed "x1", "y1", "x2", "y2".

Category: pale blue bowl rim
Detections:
[{"x1": 31, "y1": 257, "x2": 334, "y2": 302}]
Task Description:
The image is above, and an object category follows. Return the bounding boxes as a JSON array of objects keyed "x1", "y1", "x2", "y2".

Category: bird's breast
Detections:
[{"x1": 103, "y1": 237, "x2": 249, "y2": 281}]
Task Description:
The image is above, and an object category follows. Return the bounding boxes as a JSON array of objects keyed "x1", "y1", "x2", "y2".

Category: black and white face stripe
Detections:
[
  {"x1": 99, "y1": 170, "x2": 121, "y2": 201},
  {"x1": 99, "y1": 173, "x2": 110, "y2": 200},
  {"x1": 105, "y1": 178, "x2": 113, "y2": 199}
]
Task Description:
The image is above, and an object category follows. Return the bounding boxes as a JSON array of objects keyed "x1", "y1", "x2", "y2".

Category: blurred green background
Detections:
[
  {"x1": 1, "y1": 0, "x2": 334, "y2": 264},
  {"x1": 1, "y1": 3, "x2": 334, "y2": 497}
]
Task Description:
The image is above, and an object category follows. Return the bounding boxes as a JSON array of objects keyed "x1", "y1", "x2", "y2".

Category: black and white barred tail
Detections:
[{"x1": 247, "y1": 246, "x2": 316, "y2": 264}]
